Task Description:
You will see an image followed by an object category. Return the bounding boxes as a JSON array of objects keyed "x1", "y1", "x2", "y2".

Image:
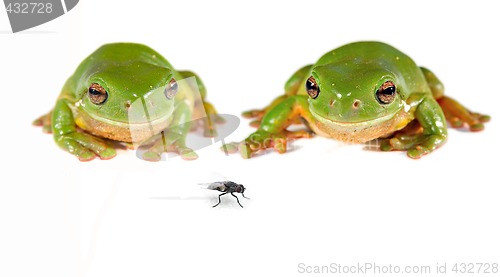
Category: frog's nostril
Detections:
[
  {"x1": 124, "y1": 100, "x2": 132, "y2": 110},
  {"x1": 352, "y1": 99, "x2": 361, "y2": 109},
  {"x1": 329, "y1": 99, "x2": 335, "y2": 107}
]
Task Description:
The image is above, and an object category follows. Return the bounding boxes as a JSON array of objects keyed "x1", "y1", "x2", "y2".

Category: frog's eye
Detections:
[
  {"x1": 376, "y1": 81, "x2": 396, "y2": 104},
  {"x1": 88, "y1": 83, "x2": 108, "y2": 105},
  {"x1": 306, "y1": 76, "x2": 320, "y2": 99},
  {"x1": 164, "y1": 78, "x2": 178, "y2": 100}
]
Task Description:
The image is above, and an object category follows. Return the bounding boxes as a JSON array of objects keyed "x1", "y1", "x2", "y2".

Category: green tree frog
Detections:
[
  {"x1": 237, "y1": 41, "x2": 490, "y2": 159},
  {"x1": 34, "y1": 43, "x2": 220, "y2": 161}
]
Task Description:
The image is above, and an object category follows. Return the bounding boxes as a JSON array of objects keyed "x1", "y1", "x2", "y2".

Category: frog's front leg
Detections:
[
  {"x1": 239, "y1": 95, "x2": 314, "y2": 158},
  {"x1": 52, "y1": 99, "x2": 116, "y2": 161},
  {"x1": 421, "y1": 67, "x2": 490, "y2": 131},
  {"x1": 140, "y1": 100, "x2": 198, "y2": 161},
  {"x1": 381, "y1": 95, "x2": 447, "y2": 159},
  {"x1": 178, "y1": 70, "x2": 223, "y2": 137},
  {"x1": 242, "y1": 95, "x2": 288, "y2": 127}
]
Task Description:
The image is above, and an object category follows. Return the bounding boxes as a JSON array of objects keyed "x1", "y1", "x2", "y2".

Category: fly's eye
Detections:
[
  {"x1": 236, "y1": 186, "x2": 243, "y2": 193},
  {"x1": 88, "y1": 83, "x2": 108, "y2": 105},
  {"x1": 306, "y1": 76, "x2": 320, "y2": 99},
  {"x1": 164, "y1": 78, "x2": 178, "y2": 100},
  {"x1": 376, "y1": 81, "x2": 396, "y2": 104}
]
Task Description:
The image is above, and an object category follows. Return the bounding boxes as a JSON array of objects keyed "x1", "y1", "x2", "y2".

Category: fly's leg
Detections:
[
  {"x1": 231, "y1": 192, "x2": 243, "y2": 208},
  {"x1": 213, "y1": 192, "x2": 229, "y2": 208}
]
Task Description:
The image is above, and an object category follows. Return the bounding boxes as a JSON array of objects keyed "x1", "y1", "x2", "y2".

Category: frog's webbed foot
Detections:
[
  {"x1": 227, "y1": 95, "x2": 313, "y2": 158},
  {"x1": 380, "y1": 135, "x2": 446, "y2": 159},
  {"x1": 379, "y1": 122, "x2": 446, "y2": 159},
  {"x1": 56, "y1": 132, "x2": 117, "y2": 161},
  {"x1": 437, "y1": 96, "x2": 490, "y2": 131},
  {"x1": 139, "y1": 131, "x2": 198, "y2": 162},
  {"x1": 240, "y1": 130, "x2": 288, "y2": 158},
  {"x1": 222, "y1": 129, "x2": 313, "y2": 159},
  {"x1": 33, "y1": 112, "x2": 53, "y2": 133}
]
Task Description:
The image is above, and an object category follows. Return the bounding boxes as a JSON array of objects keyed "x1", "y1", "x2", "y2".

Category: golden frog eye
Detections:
[
  {"x1": 88, "y1": 83, "x2": 108, "y2": 105},
  {"x1": 164, "y1": 78, "x2": 178, "y2": 100},
  {"x1": 376, "y1": 81, "x2": 396, "y2": 104},
  {"x1": 306, "y1": 76, "x2": 320, "y2": 99}
]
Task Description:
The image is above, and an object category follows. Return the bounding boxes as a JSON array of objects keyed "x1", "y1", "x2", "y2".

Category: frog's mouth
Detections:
[
  {"x1": 310, "y1": 107, "x2": 400, "y2": 127},
  {"x1": 75, "y1": 109, "x2": 174, "y2": 143},
  {"x1": 309, "y1": 106, "x2": 412, "y2": 143},
  {"x1": 86, "y1": 110, "x2": 173, "y2": 129}
]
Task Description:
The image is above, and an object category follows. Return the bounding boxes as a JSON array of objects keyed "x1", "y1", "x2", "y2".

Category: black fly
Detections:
[{"x1": 204, "y1": 181, "x2": 249, "y2": 208}]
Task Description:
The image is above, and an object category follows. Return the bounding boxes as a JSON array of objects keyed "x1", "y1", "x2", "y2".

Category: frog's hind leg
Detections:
[
  {"x1": 243, "y1": 65, "x2": 313, "y2": 128},
  {"x1": 33, "y1": 111, "x2": 53, "y2": 133},
  {"x1": 437, "y1": 97, "x2": 490, "y2": 131},
  {"x1": 421, "y1": 67, "x2": 490, "y2": 131}
]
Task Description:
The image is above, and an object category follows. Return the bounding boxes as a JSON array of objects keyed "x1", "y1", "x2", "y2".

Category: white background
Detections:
[{"x1": 1, "y1": 1, "x2": 499, "y2": 276}]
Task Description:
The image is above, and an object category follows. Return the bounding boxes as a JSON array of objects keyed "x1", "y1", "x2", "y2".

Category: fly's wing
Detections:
[
  {"x1": 198, "y1": 182, "x2": 227, "y2": 192},
  {"x1": 209, "y1": 172, "x2": 229, "y2": 182}
]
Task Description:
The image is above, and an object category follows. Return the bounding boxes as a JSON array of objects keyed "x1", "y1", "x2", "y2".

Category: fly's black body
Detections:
[{"x1": 206, "y1": 181, "x2": 249, "y2": 208}]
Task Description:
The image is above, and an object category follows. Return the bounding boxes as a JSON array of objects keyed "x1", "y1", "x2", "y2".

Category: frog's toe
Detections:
[
  {"x1": 57, "y1": 132, "x2": 115, "y2": 161},
  {"x1": 239, "y1": 137, "x2": 266, "y2": 158},
  {"x1": 239, "y1": 141, "x2": 253, "y2": 159},
  {"x1": 407, "y1": 146, "x2": 430, "y2": 159},
  {"x1": 380, "y1": 134, "x2": 444, "y2": 158},
  {"x1": 284, "y1": 130, "x2": 314, "y2": 139},
  {"x1": 142, "y1": 150, "x2": 162, "y2": 162},
  {"x1": 272, "y1": 137, "x2": 287, "y2": 153},
  {"x1": 449, "y1": 118, "x2": 464, "y2": 128},
  {"x1": 249, "y1": 120, "x2": 261, "y2": 128},
  {"x1": 467, "y1": 112, "x2": 489, "y2": 131},
  {"x1": 32, "y1": 118, "x2": 43, "y2": 126},
  {"x1": 476, "y1": 114, "x2": 491, "y2": 123},
  {"x1": 60, "y1": 138, "x2": 96, "y2": 161},
  {"x1": 169, "y1": 141, "x2": 198, "y2": 160},
  {"x1": 178, "y1": 149, "x2": 198, "y2": 161},
  {"x1": 408, "y1": 134, "x2": 446, "y2": 159},
  {"x1": 242, "y1": 109, "x2": 264, "y2": 119},
  {"x1": 70, "y1": 133, "x2": 116, "y2": 159},
  {"x1": 220, "y1": 142, "x2": 239, "y2": 154},
  {"x1": 470, "y1": 123, "x2": 484, "y2": 132},
  {"x1": 78, "y1": 152, "x2": 97, "y2": 161},
  {"x1": 379, "y1": 139, "x2": 393, "y2": 151},
  {"x1": 98, "y1": 148, "x2": 117, "y2": 160},
  {"x1": 387, "y1": 137, "x2": 417, "y2": 151},
  {"x1": 42, "y1": 125, "x2": 52, "y2": 133}
]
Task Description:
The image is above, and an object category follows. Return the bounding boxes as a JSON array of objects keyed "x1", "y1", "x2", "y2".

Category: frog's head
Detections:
[
  {"x1": 306, "y1": 64, "x2": 410, "y2": 142},
  {"x1": 75, "y1": 62, "x2": 178, "y2": 142}
]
